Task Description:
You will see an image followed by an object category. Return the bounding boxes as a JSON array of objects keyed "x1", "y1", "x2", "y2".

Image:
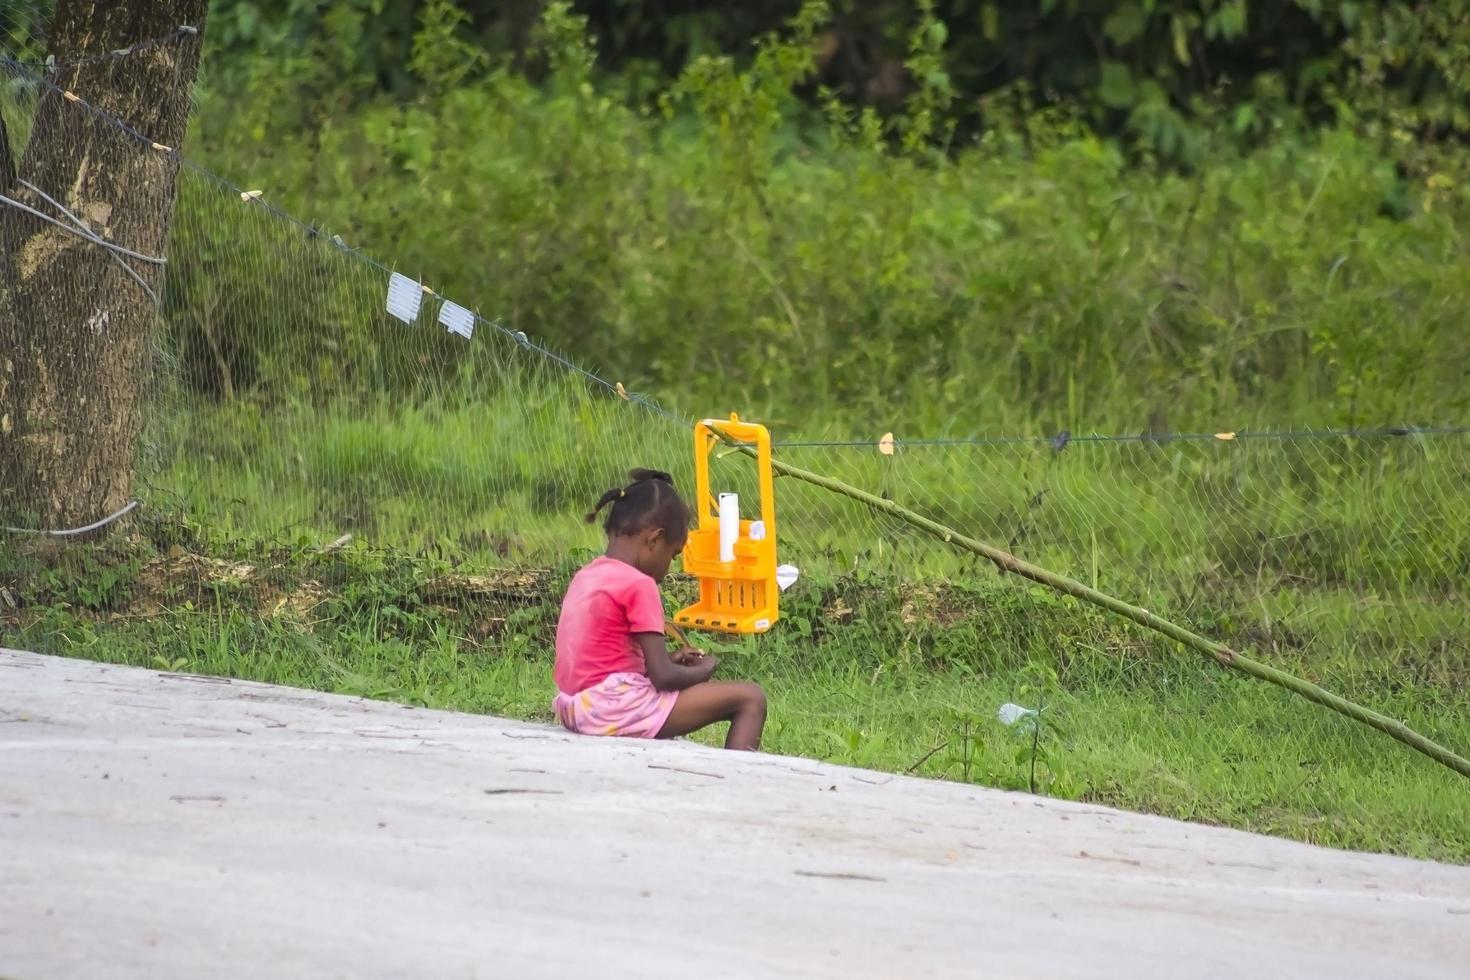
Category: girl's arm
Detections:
[{"x1": 634, "y1": 633, "x2": 718, "y2": 691}]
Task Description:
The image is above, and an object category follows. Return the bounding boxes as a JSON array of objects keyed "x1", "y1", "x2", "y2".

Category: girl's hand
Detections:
[
  {"x1": 635, "y1": 634, "x2": 720, "y2": 690},
  {"x1": 670, "y1": 646, "x2": 705, "y2": 666}
]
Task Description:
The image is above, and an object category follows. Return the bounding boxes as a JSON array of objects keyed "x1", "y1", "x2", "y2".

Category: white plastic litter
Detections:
[{"x1": 997, "y1": 703, "x2": 1038, "y2": 727}]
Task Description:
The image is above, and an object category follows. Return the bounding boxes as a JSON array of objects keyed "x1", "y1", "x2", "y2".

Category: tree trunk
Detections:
[{"x1": 0, "y1": 1, "x2": 207, "y2": 528}]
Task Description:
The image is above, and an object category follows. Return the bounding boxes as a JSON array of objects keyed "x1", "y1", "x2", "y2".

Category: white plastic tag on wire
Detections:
[
  {"x1": 385, "y1": 272, "x2": 422, "y2": 323},
  {"x1": 438, "y1": 300, "x2": 475, "y2": 339}
]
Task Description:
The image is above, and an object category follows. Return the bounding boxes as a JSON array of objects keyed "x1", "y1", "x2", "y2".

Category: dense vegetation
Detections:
[
  {"x1": 12, "y1": 1, "x2": 1463, "y2": 428},
  {"x1": 201, "y1": 0, "x2": 1470, "y2": 164},
  {"x1": 150, "y1": 0, "x2": 1470, "y2": 432}
]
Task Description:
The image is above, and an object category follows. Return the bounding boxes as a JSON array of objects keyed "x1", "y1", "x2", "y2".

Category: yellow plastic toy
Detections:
[{"x1": 674, "y1": 414, "x2": 780, "y2": 635}]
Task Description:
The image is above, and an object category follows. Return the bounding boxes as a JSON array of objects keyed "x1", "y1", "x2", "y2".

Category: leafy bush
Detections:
[{"x1": 161, "y1": 1, "x2": 1470, "y2": 434}]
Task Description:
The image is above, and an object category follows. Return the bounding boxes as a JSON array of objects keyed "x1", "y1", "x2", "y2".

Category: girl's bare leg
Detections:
[{"x1": 656, "y1": 681, "x2": 766, "y2": 750}]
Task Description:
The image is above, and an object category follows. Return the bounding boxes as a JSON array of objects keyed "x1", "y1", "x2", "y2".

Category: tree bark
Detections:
[
  {"x1": 0, "y1": 1, "x2": 206, "y2": 528},
  {"x1": 0, "y1": 107, "x2": 14, "y2": 191}
]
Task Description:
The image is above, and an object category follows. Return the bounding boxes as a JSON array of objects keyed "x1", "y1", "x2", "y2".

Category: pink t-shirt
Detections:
[{"x1": 554, "y1": 556, "x2": 665, "y2": 695}]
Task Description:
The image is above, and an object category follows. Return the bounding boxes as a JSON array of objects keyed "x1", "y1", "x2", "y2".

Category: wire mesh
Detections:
[{"x1": 2, "y1": 35, "x2": 1467, "y2": 801}]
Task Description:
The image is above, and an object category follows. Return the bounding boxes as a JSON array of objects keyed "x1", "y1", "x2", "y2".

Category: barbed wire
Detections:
[
  {"x1": 774, "y1": 425, "x2": 1470, "y2": 451},
  {"x1": 0, "y1": 24, "x2": 198, "y2": 71}
]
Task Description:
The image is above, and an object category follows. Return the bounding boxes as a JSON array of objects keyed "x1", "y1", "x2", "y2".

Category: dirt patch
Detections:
[
  {"x1": 3, "y1": 544, "x2": 556, "y2": 632},
  {"x1": 196, "y1": 560, "x2": 547, "y2": 627},
  {"x1": 897, "y1": 583, "x2": 976, "y2": 628}
]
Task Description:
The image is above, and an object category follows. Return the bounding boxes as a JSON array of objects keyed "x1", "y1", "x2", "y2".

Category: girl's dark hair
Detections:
[{"x1": 585, "y1": 468, "x2": 692, "y2": 538}]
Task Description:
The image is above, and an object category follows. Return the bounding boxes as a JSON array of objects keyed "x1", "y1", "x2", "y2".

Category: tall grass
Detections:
[{"x1": 151, "y1": 393, "x2": 1470, "y2": 676}]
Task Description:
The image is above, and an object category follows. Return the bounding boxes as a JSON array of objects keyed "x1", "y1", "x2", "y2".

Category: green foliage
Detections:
[
  {"x1": 1329, "y1": 1, "x2": 1470, "y2": 176},
  {"x1": 1, "y1": 542, "x2": 141, "y2": 613},
  {"x1": 171, "y1": 1, "x2": 1470, "y2": 430},
  {"x1": 14, "y1": 1, "x2": 1470, "y2": 165},
  {"x1": 205, "y1": 0, "x2": 422, "y2": 95},
  {"x1": 189, "y1": 1, "x2": 1470, "y2": 166},
  {"x1": 0, "y1": 4, "x2": 50, "y2": 62},
  {"x1": 13, "y1": 4, "x2": 1467, "y2": 423},
  {"x1": 898, "y1": 0, "x2": 954, "y2": 154},
  {"x1": 410, "y1": 0, "x2": 489, "y2": 93}
]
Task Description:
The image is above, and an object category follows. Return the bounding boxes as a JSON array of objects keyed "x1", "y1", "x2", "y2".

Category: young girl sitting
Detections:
[{"x1": 552, "y1": 469, "x2": 767, "y2": 751}]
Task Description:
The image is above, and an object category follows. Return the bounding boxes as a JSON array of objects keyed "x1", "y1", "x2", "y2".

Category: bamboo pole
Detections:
[{"x1": 736, "y1": 442, "x2": 1470, "y2": 781}]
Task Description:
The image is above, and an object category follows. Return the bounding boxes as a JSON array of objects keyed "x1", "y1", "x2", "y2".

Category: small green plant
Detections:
[
  {"x1": 998, "y1": 658, "x2": 1071, "y2": 795},
  {"x1": 33, "y1": 553, "x2": 139, "y2": 612},
  {"x1": 948, "y1": 709, "x2": 987, "y2": 783}
]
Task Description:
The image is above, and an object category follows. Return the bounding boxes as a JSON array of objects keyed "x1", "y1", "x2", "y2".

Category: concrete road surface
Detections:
[{"x1": 2, "y1": 648, "x2": 1467, "y2": 979}]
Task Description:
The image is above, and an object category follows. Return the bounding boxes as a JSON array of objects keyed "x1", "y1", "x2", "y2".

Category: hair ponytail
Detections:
[
  {"x1": 583, "y1": 468, "x2": 691, "y2": 537},
  {"x1": 584, "y1": 487, "x2": 624, "y2": 525}
]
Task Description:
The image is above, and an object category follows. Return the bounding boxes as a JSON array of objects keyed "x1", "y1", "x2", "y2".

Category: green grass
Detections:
[
  {"x1": 156, "y1": 392, "x2": 1470, "y2": 565},
  {"x1": 4, "y1": 532, "x2": 1467, "y2": 864},
  {"x1": 7, "y1": 360, "x2": 1464, "y2": 863},
  {"x1": 7, "y1": 2, "x2": 1469, "y2": 867},
  {"x1": 91, "y1": 389, "x2": 1464, "y2": 865},
  {"x1": 147, "y1": 390, "x2": 1470, "y2": 668}
]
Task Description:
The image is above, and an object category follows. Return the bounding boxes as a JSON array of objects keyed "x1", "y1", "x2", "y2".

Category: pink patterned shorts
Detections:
[{"x1": 553, "y1": 671, "x2": 679, "y2": 739}]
